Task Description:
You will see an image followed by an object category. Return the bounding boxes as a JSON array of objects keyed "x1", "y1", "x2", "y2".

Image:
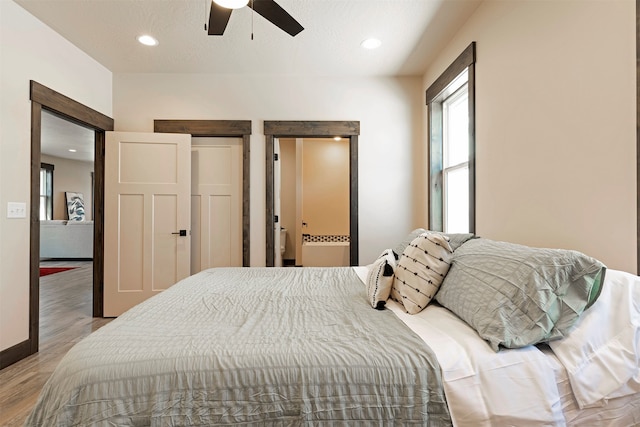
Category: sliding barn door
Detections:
[{"x1": 104, "y1": 131, "x2": 191, "y2": 317}]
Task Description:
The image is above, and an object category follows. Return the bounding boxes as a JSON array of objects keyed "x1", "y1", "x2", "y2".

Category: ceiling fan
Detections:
[{"x1": 207, "y1": 0, "x2": 304, "y2": 37}]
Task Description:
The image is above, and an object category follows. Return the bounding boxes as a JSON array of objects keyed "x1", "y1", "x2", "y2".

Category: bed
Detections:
[{"x1": 25, "y1": 231, "x2": 640, "y2": 426}]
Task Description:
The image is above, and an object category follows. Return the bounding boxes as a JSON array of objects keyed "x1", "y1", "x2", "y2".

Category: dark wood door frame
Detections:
[
  {"x1": 154, "y1": 120, "x2": 252, "y2": 267},
  {"x1": 0, "y1": 81, "x2": 114, "y2": 370},
  {"x1": 264, "y1": 121, "x2": 360, "y2": 267}
]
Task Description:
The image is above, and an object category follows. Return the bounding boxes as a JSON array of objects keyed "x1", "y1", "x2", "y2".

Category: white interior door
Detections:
[
  {"x1": 104, "y1": 131, "x2": 191, "y2": 317},
  {"x1": 190, "y1": 137, "x2": 242, "y2": 273}
]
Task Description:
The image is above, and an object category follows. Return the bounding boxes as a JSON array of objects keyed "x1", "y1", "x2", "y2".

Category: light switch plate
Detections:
[{"x1": 7, "y1": 202, "x2": 27, "y2": 218}]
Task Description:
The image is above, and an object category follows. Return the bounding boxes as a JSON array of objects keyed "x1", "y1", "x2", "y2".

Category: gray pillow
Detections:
[
  {"x1": 435, "y1": 238, "x2": 606, "y2": 351},
  {"x1": 394, "y1": 228, "x2": 474, "y2": 255}
]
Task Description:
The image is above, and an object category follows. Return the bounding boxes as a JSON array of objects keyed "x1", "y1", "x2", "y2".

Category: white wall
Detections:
[
  {"x1": 423, "y1": 0, "x2": 636, "y2": 273},
  {"x1": 0, "y1": 0, "x2": 112, "y2": 352},
  {"x1": 113, "y1": 73, "x2": 424, "y2": 266},
  {"x1": 41, "y1": 155, "x2": 94, "y2": 221}
]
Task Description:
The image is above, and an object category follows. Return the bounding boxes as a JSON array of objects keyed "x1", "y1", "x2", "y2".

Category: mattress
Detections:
[{"x1": 25, "y1": 267, "x2": 450, "y2": 426}]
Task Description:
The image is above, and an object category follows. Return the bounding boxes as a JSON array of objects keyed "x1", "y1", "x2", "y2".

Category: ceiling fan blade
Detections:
[
  {"x1": 248, "y1": 0, "x2": 304, "y2": 37},
  {"x1": 208, "y1": 1, "x2": 233, "y2": 36}
]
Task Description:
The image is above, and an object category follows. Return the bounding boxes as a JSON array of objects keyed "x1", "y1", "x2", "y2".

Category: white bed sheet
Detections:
[
  {"x1": 548, "y1": 268, "x2": 640, "y2": 408},
  {"x1": 353, "y1": 266, "x2": 640, "y2": 426},
  {"x1": 540, "y1": 345, "x2": 640, "y2": 426}
]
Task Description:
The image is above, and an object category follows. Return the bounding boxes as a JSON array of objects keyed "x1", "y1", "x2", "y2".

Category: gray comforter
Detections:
[{"x1": 25, "y1": 267, "x2": 451, "y2": 426}]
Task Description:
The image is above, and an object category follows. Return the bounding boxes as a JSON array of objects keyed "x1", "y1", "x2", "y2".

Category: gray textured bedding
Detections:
[{"x1": 25, "y1": 267, "x2": 451, "y2": 426}]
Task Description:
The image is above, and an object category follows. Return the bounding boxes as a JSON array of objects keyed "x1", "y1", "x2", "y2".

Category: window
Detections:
[
  {"x1": 40, "y1": 163, "x2": 54, "y2": 220},
  {"x1": 443, "y1": 79, "x2": 469, "y2": 233},
  {"x1": 427, "y1": 42, "x2": 476, "y2": 233}
]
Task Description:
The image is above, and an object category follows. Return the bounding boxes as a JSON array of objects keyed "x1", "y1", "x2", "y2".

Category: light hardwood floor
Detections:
[{"x1": 0, "y1": 261, "x2": 112, "y2": 426}]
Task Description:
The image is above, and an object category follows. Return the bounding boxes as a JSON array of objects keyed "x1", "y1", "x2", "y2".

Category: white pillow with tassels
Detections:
[{"x1": 366, "y1": 249, "x2": 398, "y2": 309}]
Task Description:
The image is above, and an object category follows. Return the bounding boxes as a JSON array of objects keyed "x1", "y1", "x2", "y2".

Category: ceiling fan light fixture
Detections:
[{"x1": 213, "y1": 0, "x2": 249, "y2": 9}]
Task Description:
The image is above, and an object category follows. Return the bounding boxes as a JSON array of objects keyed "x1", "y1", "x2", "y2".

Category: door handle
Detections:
[{"x1": 172, "y1": 230, "x2": 187, "y2": 236}]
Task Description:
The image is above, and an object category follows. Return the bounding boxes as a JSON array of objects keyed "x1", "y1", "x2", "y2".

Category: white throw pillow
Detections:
[
  {"x1": 391, "y1": 232, "x2": 453, "y2": 314},
  {"x1": 366, "y1": 249, "x2": 398, "y2": 309}
]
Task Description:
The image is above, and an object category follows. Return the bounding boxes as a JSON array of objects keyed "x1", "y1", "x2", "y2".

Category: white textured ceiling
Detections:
[
  {"x1": 18, "y1": 0, "x2": 482, "y2": 160},
  {"x1": 41, "y1": 110, "x2": 95, "y2": 162},
  {"x1": 14, "y1": 0, "x2": 482, "y2": 76}
]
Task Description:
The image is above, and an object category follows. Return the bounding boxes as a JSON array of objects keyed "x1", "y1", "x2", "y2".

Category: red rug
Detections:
[{"x1": 39, "y1": 267, "x2": 77, "y2": 277}]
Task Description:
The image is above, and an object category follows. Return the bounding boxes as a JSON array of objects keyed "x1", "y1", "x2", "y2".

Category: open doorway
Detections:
[
  {"x1": 38, "y1": 109, "x2": 97, "y2": 352},
  {"x1": 264, "y1": 121, "x2": 360, "y2": 267},
  {"x1": 18, "y1": 81, "x2": 114, "y2": 367},
  {"x1": 276, "y1": 137, "x2": 350, "y2": 267}
]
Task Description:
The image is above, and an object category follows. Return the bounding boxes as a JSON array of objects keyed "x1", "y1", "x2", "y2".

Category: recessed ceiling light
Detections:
[
  {"x1": 333, "y1": 136, "x2": 342, "y2": 141},
  {"x1": 68, "y1": 149, "x2": 77, "y2": 153},
  {"x1": 213, "y1": 0, "x2": 249, "y2": 9},
  {"x1": 137, "y1": 34, "x2": 158, "y2": 46},
  {"x1": 361, "y1": 38, "x2": 382, "y2": 50}
]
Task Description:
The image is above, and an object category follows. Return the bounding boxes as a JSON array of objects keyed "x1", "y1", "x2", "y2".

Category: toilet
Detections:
[{"x1": 280, "y1": 228, "x2": 288, "y2": 258}]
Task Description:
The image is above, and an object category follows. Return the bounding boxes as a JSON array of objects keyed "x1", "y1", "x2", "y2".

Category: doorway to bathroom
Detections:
[
  {"x1": 264, "y1": 120, "x2": 360, "y2": 267},
  {"x1": 275, "y1": 137, "x2": 350, "y2": 267}
]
